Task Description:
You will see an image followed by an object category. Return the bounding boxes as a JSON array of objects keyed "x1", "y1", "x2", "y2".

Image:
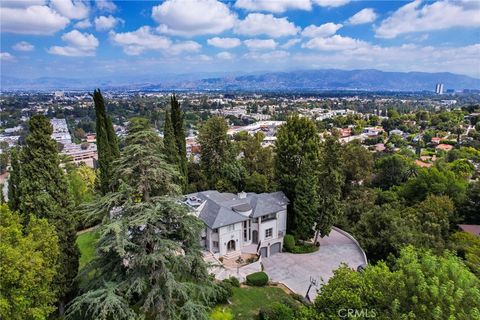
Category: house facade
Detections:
[{"x1": 184, "y1": 191, "x2": 288, "y2": 258}]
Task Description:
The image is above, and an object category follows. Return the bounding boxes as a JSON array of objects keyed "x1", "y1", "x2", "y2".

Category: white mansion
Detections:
[{"x1": 184, "y1": 191, "x2": 288, "y2": 258}]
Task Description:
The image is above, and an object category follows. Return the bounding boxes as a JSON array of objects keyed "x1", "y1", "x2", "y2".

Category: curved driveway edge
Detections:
[{"x1": 262, "y1": 227, "x2": 367, "y2": 301}]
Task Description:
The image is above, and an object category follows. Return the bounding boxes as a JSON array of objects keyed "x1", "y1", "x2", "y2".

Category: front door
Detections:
[
  {"x1": 252, "y1": 230, "x2": 258, "y2": 244},
  {"x1": 227, "y1": 240, "x2": 236, "y2": 252}
]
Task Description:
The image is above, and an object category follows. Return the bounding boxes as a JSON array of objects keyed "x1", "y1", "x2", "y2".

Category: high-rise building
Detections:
[{"x1": 435, "y1": 83, "x2": 444, "y2": 94}]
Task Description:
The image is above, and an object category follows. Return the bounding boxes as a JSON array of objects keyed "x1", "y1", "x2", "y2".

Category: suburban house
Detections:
[{"x1": 183, "y1": 190, "x2": 288, "y2": 258}]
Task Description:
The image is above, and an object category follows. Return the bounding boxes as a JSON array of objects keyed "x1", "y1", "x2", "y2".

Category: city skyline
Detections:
[{"x1": 1, "y1": 0, "x2": 479, "y2": 81}]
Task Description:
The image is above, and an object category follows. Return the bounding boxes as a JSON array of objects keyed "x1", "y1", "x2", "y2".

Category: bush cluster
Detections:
[
  {"x1": 246, "y1": 272, "x2": 269, "y2": 286},
  {"x1": 283, "y1": 234, "x2": 319, "y2": 254}
]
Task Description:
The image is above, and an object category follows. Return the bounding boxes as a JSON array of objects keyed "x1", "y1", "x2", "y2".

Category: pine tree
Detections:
[
  {"x1": 93, "y1": 89, "x2": 120, "y2": 194},
  {"x1": 163, "y1": 108, "x2": 179, "y2": 165},
  {"x1": 17, "y1": 115, "x2": 79, "y2": 315},
  {"x1": 7, "y1": 147, "x2": 20, "y2": 211},
  {"x1": 314, "y1": 136, "x2": 345, "y2": 243},
  {"x1": 67, "y1": 119, "x2": 223, "y2": 320},
  {"x1": 170, "y1": 94, "x2": 188, "y2": 188}
]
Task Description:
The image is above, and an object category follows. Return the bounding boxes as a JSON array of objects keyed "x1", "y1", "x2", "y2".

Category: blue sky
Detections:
[{"x1": 1, "y1": 0, "x2": 479, "y2": 81}]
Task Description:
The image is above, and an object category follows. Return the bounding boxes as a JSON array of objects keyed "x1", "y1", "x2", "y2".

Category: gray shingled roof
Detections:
[{"x1": 184, "y1": 190, "x2": 289, "y2": 229}]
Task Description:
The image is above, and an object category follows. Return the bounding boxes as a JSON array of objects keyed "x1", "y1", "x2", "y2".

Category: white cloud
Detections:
[
  {"x1": 376, "y1": 0, "x2": 480, "y2": 39},
  {"x1": 12, "y1": 41, "x2": 35, "y2": 51},
  {"x1": 244, "y1": 39, "x2": 277, "y2": 50},
  {"x1": 152, "y1": 0, "x2": 236, "y2": 37},
  {"x1": 244, "y1": 50, "x2": 290, "y2": 61},
  {"x1": 0, "y1": 5, "x2": 69, "y2": 35},
  {"x1": 217, "y1": 51, "x2": 235, "y2": 60},
  {"x1": 170, "y1": 41, "x2": 201, "y2": 55},
  {"x1": 281, "y1": 38, "x2": 301, "y2": 49},
  {"x1": 313, "y1": 0, "x2": 350, "y2": 7},
  {"x1": 74, "y1": 19, "x2": 91, "y2": 29},
  {"x1": 302, "y1": 35, "x2": 369, "y2": 51},
  {"x1": 0, "y1": 52, "x2": 15, "y2": 61},
  {"x1": 110, "y1": 26, "x2": 171, "y2": 55},
  {"x1": 235, "y1": 13, "x2": 299, "y2": 38},
  {"x1": 48, "y1": 30, "x2": 99, "y2": 56},
  {"x1": 96, "y1": 0, "x2": 116, "y2": 12},
  {"x1": 207, "y1": 37, "x2": 241, "y2": 49},
  {"x1": 347, "y1": 8, "x2": 377, "y2": 25},
  {"x1": 110, "y1": 26, "x2": 201, "y2": 56},
  {"x1": 94, "y1": 15, "x2": 121, "y2": 31},
  {"x1": 302, "y1": 23, "x2": 342, "y2": 38},
  {"x1": 0, "y1": 0, "x2": 46, "y2": 8},
  {"x1": 235, "y1": 0, "x2": 311, "y2": 13},
  {"x1": 50, "y1": 0, "x2": 89, "y2": 20}
]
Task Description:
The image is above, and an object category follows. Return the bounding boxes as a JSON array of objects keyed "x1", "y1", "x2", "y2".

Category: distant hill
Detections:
[
  {"x1": 189, "y1": 69, "x2": 480, "y2": 92},
  {"x1": 2, "y1": 69, "x2": 479, "y2": 91}
]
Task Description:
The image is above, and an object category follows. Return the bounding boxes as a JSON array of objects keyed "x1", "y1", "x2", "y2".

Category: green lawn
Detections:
[
  {"x1": 76, "y1": 230, "x2": 100, "y2": 270},
  {"x1": 218, "y1": 285, "x2": 296, "y2": 320}
]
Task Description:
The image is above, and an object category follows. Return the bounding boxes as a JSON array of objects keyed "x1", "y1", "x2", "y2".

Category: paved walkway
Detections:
[{"x1": 262, "y1": 228, "x2": 367, "y2": 301}]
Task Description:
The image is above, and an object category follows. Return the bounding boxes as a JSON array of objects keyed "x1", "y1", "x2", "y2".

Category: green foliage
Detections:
[
  {"x1": 399, "y1": 166, "x2": 467, "y2": 206},
  {"x1": 68, "y1": 124, "x2": 221, "y2": 320},
  {"x1": 245, "y1": 172, "x2": 269, "y2": 193},
  {"x1": 210, "y1": 306, "x2": 234, "y2": 320},
  {"x1": 246, "y1": 272, "x2": 269, "y2": 286},
  {"x1": 316, "y1": 136, "x2": 344, "y2": 239},
  {"x1": 17, "y1": 115, "x2": 79, "y2": 310},
  {"x1": 76, "y1": 230, "x2": 100, "y2": 270},
  {"x1": 93, "y1": 89, "x2": 120, "y2": 195},
  {"x1": 461, "y1": 181, "x2": 480, "y2": 224},
  {"x1": 293, "y1": 159, "x2": 318, "y2": 241},
  {"x1": 198, "y1": 116, "x2": 232, "y2": 188},
  {"x1": 170, "y1": 94, "x2": 188, "y2": 188},
  {"x1": 7, "y1": 147, "x2": 20, "y2": 211},
  {"x1": 0, "y1": 205, "x2": 60, "y2": 320},
  {"x1": 355, "y1": 195, "x2": 455, "y2": 261},
  {"x1": 275, "y1": 115, "x2": 320, "y2": 235},
  {"x1": 163, "y1": 108, "x2": 179, "y2": 165},
  {"x1": 283, "y1": 234, "x2": 295, "y2": 252},
  {"x1": 449, "y1": 231, "x2": 480, "y2": 277},
  {"x1": 341, "y1": 140, "x2": 374, "y2": 191},
  {"x1": 67, "y1": 164, "x2": 96, "y2": 207},
  {"x1": 259, "y1": 302, "x2": 295, "y2": 320},
  {"x1": 373, "y1": 154, "x2": 415, "y2": 190},
  {"x1": 314, "y1": 246, "x2": 480, "y2": 320}
]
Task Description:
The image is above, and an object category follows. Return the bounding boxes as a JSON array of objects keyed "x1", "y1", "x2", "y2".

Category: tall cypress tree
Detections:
[
  {"x1": 163, "y1": 108, "x2": 179, "y2": 165},
  {"x1": 93, "y1": 89, "x2": 119, "y2": 194},
  {"x1": 17, "y1": 115, "x2": 79, "y2": 315},
  {"x1": 314, "y1": 136, "x2": 345, "y2": 243},
  {"x1": 170, "y1": 94, "x2": 188, "y2": 188},
  {"x1": 7, "y1": 147, "x2": 20, "y2": 211}
]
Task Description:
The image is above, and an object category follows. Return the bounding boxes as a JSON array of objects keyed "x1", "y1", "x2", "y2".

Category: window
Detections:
[
  {"x1": 253, "y1": 218, "x2": 259, "y2": 223},
  {"x1": 213, "y1": 241, "x2": 219, "y2": 248},
  {"x1": 265, "y1": 228, "x2": 273, "y2": 238},
  {"x1": 261, "y1": 213, "x2": 276, "y2": 222},
  {"x1": 243, "y1": 229, "x2": 247, "y2": 241},
  {"x1": 213, "y1": 228, "x2": 218, "y2": 233}
]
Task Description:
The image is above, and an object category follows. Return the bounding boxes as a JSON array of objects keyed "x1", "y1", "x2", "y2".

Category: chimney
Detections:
[{"x1": 238, "y1": 191, "x2": 247, "y2": 199}]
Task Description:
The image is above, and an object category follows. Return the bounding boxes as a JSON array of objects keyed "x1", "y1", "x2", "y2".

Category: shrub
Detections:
[
  {"x1": 259, "y1": 302, "x2": 295, "y2": 320},
  {"x1": 246, "y1": 272, "x2": 269, "y2": 286},
  {"x1": 283, "y1": 234, "x2": 295, "y2": 252},
  {"x1": 210, "y1": 306, "x2": 234, "y2": 320},
  {"x1": 223, "y1": 276, "x2": 240, "y2": 288}
]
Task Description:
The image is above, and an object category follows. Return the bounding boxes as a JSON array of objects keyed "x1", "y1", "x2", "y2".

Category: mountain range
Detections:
[{"x1": 2, "y1": 69, "x2": 479, "y2": 92}]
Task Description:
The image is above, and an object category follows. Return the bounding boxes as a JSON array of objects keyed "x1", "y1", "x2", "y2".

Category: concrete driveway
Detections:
[{"x1": 262, "y1": 227, "x2": 367, "y2": 301}]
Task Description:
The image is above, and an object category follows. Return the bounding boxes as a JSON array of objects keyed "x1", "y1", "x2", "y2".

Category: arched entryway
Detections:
[
  {"x1": 252, "y1": 230, "x2": 258, "y2": 244},
  {"x1": 227, "y1": 240, "x2": 236, "y2": 252}
]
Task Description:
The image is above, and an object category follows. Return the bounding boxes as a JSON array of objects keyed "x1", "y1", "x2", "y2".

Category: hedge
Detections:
[{"x1": 246, "y1": 272, "x2": 269, "y2": 286}]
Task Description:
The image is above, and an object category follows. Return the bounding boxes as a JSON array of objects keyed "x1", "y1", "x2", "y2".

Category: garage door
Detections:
[
  {"x1": 260, "y1": 247, "x2": 268, "y2": 258},
  {"x1": 270, "y1": 242, "x2": 281, "y2": 256}
]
